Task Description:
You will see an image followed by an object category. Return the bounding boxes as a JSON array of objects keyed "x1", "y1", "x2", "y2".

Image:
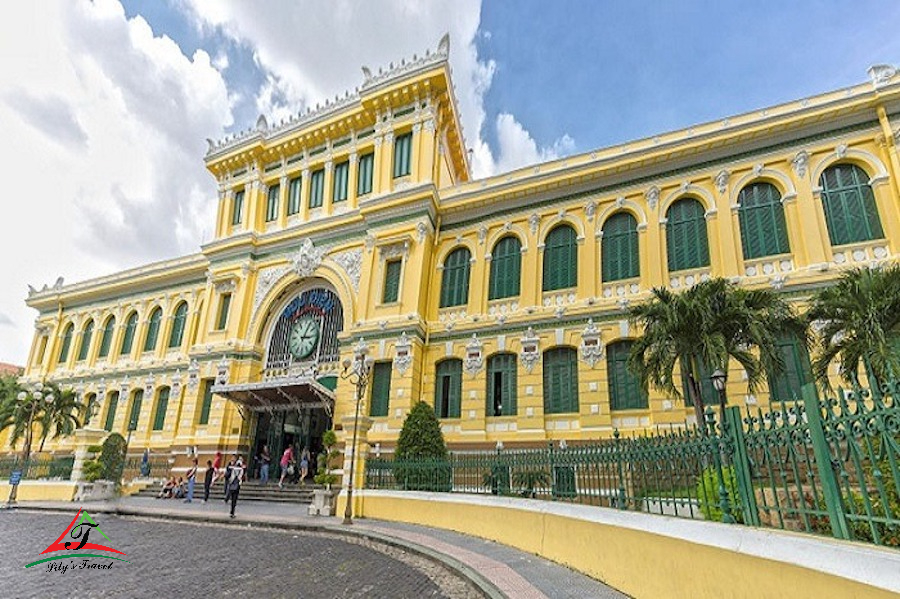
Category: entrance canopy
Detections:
[{"x1": 212, "y1": 375, "x2": 335, "y2": 416}]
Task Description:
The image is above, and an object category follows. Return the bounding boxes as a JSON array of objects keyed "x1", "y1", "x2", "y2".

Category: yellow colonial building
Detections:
[{"x1": 13, "y1": 37, "x2": 900, "y2": 472}]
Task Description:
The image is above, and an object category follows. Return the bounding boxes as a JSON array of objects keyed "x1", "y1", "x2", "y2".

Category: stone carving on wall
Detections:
[
  {"x1": 835, "y1": 143, "x2": 848, "y2": 159},
  {"x1": 394, "y1": 331, "x2": 412, "y2": 376},
  {"x1": 791, "y1": 151, "x2": 809, "y2": 178},
  {"x1": 293, "y1": 238, "x2": 325, "y2": 278},
  {"x1": 253, "y1": 266, "x2": 290, "y2": 313},
  {"x1": 580, "y1": 319, "x2": 604, "y2": 367},
  {"x1": 520, "y1": 327, "x2": 540, "y2": 373},
  {"x1": 215, "y1": 357, "x2": 230, "y2": 386},
  {"x1": 144, "y1": 373, "x2": 155, "y2": 397},
  {"x1": 714, "y1": 169, "x2": 730, "y2": 194},
  {"x1": 477, "y1": 225, "x2": 488, "y2": 245},
  {"x1": 187, "y1": 359, "x2": 200, "y2": 390},
  {"x1": 416, "y1": 221, "x2": 429, "y2": 244},
  {"x1": 332, "y1": 249, "x2": 363, "y2": 292},
  {"x1": 645, "y1": 186, "x2": 659, "y2": 211},
  {"x1": 529, "y1": 213, "x2": 540, "y2": 235},
  {"x1": 464, "y1": 334, "x2": 484, "y2": 376},
  {"x1": 868, "y1": 64, "x2": 897, "y2": 88},
  {"x1": 585, "y1": 200, "x2": 597, "y2": 222}
]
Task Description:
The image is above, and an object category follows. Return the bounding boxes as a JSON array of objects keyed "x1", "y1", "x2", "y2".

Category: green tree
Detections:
[
  {"x1": 395, "y1": 401, "x2": 450, "y2": 491},
  {"x1": 628, "y1": 278, "x2": 804, "y2": 427},
  {"x1": 807, "y1": 265, "x2": 900, "y2": 391},
  {"x1": 37, "y1": 384, "x2": 83, "y2": 452}
]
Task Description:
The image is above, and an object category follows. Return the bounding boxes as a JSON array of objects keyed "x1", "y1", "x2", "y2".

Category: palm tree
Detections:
[
  {"x1": 628, "y1": 278, "x2": 805, "y2": 427},
  {"x1": 806, "y1": 265, "x2": 900, "y2": 391},
  {"x1": 37, "y1": 384, "x2": 84, "y2": 452}
]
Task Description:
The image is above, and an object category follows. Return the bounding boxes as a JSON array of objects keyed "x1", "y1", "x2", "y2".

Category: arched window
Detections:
[
  {"x1": 819, "y1": 164, "x2": 884, "y2": 246},
  {"x1": 127, "y1": 390, "x2": 143, "y2": 432},
  {"x1": 489, "y1": 236, "x2": 522, "y2": 300},
  {"x1": 168, "y1": 302, "x2": 188, "y2": 349},
  {"x1": 486, "y1": 353, "x2": 517, "y2": 416},
  {"x1": 77, "y1": 320, "x2": 94, "y2": 361},
  {"x1": 607, "y1": 341, "x2": 648, "y2": 410},
  {"x1": 738, "y1": 182, "x2": 790, "y2": 259},
  {"x1": 153, "y1": 387, "x2": 170, "y2": 431},
  {"x1": 543, "y1": 225, "x2": 577, "y2": 291},
  {"x1": 602, "y1": 212, "x2": 639, "y2": 282},
  {"x1": 104, "y1": 391, "x2": 119, "y2": 432},
  {"x1": 666, "y1": 198, "x2": 710, "y2": 272},
  {"x1": 543, "y1": 347, "x2": 578, "y2": 414},
  {"x1": 58, "y1": 323, "x2": 74, "y2": 363},
  {"x1": 435, "y1": 359, "x2": 462, "y2": 418},
  {"x1": 98, "y1": 317, "x2": 115, "y2": 359},
  {"x1": 439, "y1": 248, "x2": 471, "y2": 308},
  {"x1": 121, "y1": 312, "x2": 138, "y2": 356},
  {"x1": 84, "y1": 393, "x2": 98, "y2": 426},
  {"x1": 143, "y1": 307, "x2": 162, "y2": 352}
]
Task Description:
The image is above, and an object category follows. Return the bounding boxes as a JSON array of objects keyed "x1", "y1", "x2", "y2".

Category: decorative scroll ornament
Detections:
[
  {"x1": 791, "y1": 151, "x2": 809, "y2": 178},
  {"x1": 464, "y1": 334, "x2": 484, "y2": 376},
  {"x1": 332, "y1": 249, "x2": 363, "y2": 291},
  {"x1": 585, "y1": 200, "x2": 597, "y2": 222},
  {"x1": 394, "y1": 331, "x2": 413, "y2": 376},
  {"x1": 529, "y1": 213, "x2": 540, "y2": 235},
  {"x1": 253, "y1": 266, "x2": 290, "y2": 313},
  {"x1": 835, "y1": 143, "x2": 848, "y2": 159},
  {"x1": 215, "y1": 356, "x2": 230, "y2": 386},
  {"x1": 868, "y1": 64, "x2": 897, "y2": 88},
  {"x1": 416, "y1": 221, "x2": 429, "y2": 244},
  {"x1": 580, "y1": 319, "x2": 604, "y2": 367},
  {"x1": 714, "y1": 169, "x2": 730, "y2": 194},
  {"x1": 477, "y1": 225, "x2": 488, "y2": 245},
  {"x1": 645, "y1": 186, "x2": 659, "y2": 211},
  {"x1": 187, "y1": 359, "x2": 200, "y2": 390},
  {"x1": 144, "y1": 373, "x2": 155, "y2": 397},
  {"x1": 520, "y1": 327, "x2": 541, "y2": 373},
  {"x1": 293, "y1": 238, "x2": 325, "y2": 278},
  {"x1": 120, "y1": 375, "x2": 131, "y2": 396}
]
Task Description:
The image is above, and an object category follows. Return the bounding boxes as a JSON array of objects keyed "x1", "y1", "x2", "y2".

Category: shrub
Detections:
[
  {"x1": 696, "y1": 465, "x2": 743, "y2": 523},
  {"x1": 98, "y1": 433, "x2": 127, "y2": 482},
  {"x1": 513, "y1": 469, "x2": 549, "y2": 498},
  {"x1": 395, "y1": 402, "x2": 450, "y2": 491},
  {"x1": 314, "y1": 429, "x2": 340, "y2": 487},
  {"x1": 83, "y1": 460, "x2": 104, "y2": 482}
]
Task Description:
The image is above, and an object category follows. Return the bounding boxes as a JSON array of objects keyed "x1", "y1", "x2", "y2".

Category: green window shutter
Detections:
[
  {"x1": 543, "y1": 225, "x2": 577, "y2": 291},
  {"x1": 128, "y1": 390, "x2": 143, "y2": 431},
  {"x1": 199, "y1": 380, "x2": 213, "y2": 425},
  {"x1": 59, "y1": 325, "x2": 73, "y2": 363},
  {"x1": 98, "y1": 318, "x2": 115, "y2": 359},
  {"x1": 231, "y1": 190, "x2": 244, "y2": 226},
  {"x1": 309, "y1": 169, "x2": 324, "y2": 208},
  {"x1": 667, "y1": 199, "x2": 709, "y2": 272},
  {"x1": 486, "y1": 353, "x2": 517, "y2": 416},
  {"x1": 820, "y1": 164, "x2": 884, "y2": 246},
  {"x1": 265, "y1": 184, "x2": 280, "y2": 222},
  {"x1": 333, "y1": 161, "x2": 349, "y2": 203},
  {"x1": 153, "y1": 388, "x2": 169, "y2": 431},
  {"x1": 439, "y1": 248, "x2": 471, "y2": 308},
  {"x1": 144, "y1": 308, "x2": 162, "y2": 352},
  {"x1": 382, "y1": 259, "x2": 402, "y2": 303},
  {"x1": 681, "y1": 359, "x2": 716, "y2": 408},
  {"x1": 121, "y1": 313, "x2": 137, "y2": 355},
  {"x1": 435, "y1": 359, "x2": 462, "y2": 418},
  {"x1": 489, "y1": 236, "x2": 522, "y2": 300},
  {"x1": 607, "y1": 342, "x2": 648, "y2": 410},
  {"x1": 369, "y1": 362, "x2": 392, "y2": 417},
  {"x1": 543, "y1": 348, "x2": 578, "y2": 414},
  {"x1": 602, "y1": 212, "x2": 639, "y2": 282},
  {"x1": 738, "y1": 183, "x2": 790, "y2": 259},
  {"x1": 357, "y1": 153, "x2": 374, "y2": 196},
  {"x1": 393, "y1": 132, "x2": 412, "y2": 178},
  {"x1": 767, "y1": 334, "x2": 812, "y2": 401},
  {"x1": 168, "y1": 302, "x2": 188, "y2": 348},
  {"x1": 104, "y1": 391, "x2": 119, "y2": 432},
  {"x1": 287, "y1": 177, "x2": 302, "y2": 215},
  {"x1": 78, "y1": 320, "x2": 94, "y2": 361},
  {"x1": 216, "y1": 293, "x2": 232, "y2": 330}
]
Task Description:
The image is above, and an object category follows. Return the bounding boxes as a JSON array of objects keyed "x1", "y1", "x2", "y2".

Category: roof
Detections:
[{"x1": 0, "y1": 362, "x2": 23, "y2": 377}]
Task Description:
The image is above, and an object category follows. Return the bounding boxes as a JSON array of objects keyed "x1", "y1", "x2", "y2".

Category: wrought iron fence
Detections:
[
  {"x1": 120, "y1": 455, "x2": 171, "y2": 482},
  {"x1": 365, "y1": 381, "x2": 900, "y2": 548},
  {"x1": 0, "y1": 454, "x2": 75, "y2": 480}
]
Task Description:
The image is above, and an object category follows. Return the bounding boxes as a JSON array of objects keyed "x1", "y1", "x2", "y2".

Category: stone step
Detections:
[{"x1": 132, "y1": 482, "x2": 324, "y2": 504}]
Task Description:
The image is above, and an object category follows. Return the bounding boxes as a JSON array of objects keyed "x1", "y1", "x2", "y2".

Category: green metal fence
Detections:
[
  {"x1": 365, "y1": 381, "x2": 900, "y2": 548},
  {"x1": 0, "y1": 454, "x2": 75, "y2": 480},
  {"x1": 121, "y1": 455, "x2": 171, "y2": 481}
]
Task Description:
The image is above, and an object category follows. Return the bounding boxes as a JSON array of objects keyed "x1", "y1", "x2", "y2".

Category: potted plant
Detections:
[{"x1": 309, "y1": 430, "x2": 340, "y2": 516}]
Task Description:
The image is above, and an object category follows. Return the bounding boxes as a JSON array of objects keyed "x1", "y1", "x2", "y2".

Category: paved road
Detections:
[{"x1": 1, "y1": 510, "x2": 482, "y2": 599}]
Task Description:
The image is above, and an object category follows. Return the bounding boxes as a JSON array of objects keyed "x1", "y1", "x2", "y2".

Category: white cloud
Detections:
[
  {"x1": 491, "y1": 112, "x2": 576, "y2": 174},
  {"x1": 0, "y1": 0, "x2": 232, "y2": 364}
]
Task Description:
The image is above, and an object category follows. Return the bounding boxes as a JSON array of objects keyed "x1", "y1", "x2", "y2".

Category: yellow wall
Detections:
[
  {"x1": 0, "y1": 482, "x2": 77, "y2": 502},
  {"x1": 356, "y1": 491, "x2": 900, "y2": 599}
]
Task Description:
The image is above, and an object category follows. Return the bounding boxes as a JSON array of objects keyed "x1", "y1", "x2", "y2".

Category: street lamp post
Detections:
[
  {"x1": 6, "y1": 382, "x2": 55, "y2": 507},
  {"x1": 708, "y1": 367, "x2": 736, "y2": 524},
  {"x1": 339, "y1": 341, "x2": 374, "y2": 525},
  {"x1": 710, "y1": 368, "x2": 728, "y2": 426}
]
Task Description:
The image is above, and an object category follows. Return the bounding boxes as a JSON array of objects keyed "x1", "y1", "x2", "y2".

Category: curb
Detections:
[{"x1": 12, "y1": 504, "x2": 505, "y2": 599}]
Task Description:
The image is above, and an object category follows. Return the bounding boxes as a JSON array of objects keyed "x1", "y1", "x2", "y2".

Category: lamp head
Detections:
[
  {"x1": 364, "y1": 356, "x2": 375, "y2": 370},
  {"x1": 342, "y1": 358, "x2": 351, "y2": 372},
  {"x1": 710, "y1": 368, "x2": 727, "y2": 392},
  {"x1": 33, "y1": 391, "x2": 43, "y2": 401},
  {"x1": 17, "y1": 391, "x2": 26, "y2": 401},
  {"x1": 45, "y1": 393, "x2": 54, "y2": 404}
]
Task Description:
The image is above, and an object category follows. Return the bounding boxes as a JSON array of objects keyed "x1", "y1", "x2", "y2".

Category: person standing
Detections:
[
  {"x1": 278, "y1": 445, "x2": 293, "y2": 489},
  {"x1": 203, "y1": 459, "x2": 214, "y2": 502},
  {"x1": 299, "y1": 447, "x2": 311, "y2": 484},
  {"x1": 259, "y1": 444, "x2": 271, "y2": 485},
  {"x1": 223, "y1": 454, "x2": 236, "y2": 502},
  {"x1": 228, "y1": 455, "x2": 245, "y2": 519},
  {"x1": 211, "y1": 451, "x2": 223, "y2": 485},
  {"x1": 184, "y1": 458, "x2": 198, "y2": 503}
]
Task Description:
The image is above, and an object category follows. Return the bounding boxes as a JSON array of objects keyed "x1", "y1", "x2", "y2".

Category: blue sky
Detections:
[{"x1": 0, "y1": 0, "x2": 897, "y2": 365}]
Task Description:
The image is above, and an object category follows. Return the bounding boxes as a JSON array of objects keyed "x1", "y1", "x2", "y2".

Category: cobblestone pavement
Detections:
[{"x1": 1, "y1": 510, "x2": 483, "y2": 599}]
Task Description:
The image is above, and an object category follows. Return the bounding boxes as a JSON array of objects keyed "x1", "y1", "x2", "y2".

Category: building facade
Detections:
[{"x1": 12, "y1": 38, "x2": 900, "y2": 470}]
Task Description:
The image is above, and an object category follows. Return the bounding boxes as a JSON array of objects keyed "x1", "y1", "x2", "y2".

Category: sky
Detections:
[{"x1": 0, "y1": 0, "x2": 898, "y2": 366}]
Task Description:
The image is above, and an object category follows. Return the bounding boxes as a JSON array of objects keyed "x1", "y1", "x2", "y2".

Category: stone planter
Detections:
[
  {"x1": 74, "y1": 480, "x2": 117, "y2": 502},
  {"x1": 308, "y1": 488, "x2": 338, "y2": 516}
]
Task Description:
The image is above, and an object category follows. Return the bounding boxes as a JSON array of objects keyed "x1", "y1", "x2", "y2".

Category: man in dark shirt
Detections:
[{"x1": 203, "y1": 460, "x2": 214, "y2": 503}]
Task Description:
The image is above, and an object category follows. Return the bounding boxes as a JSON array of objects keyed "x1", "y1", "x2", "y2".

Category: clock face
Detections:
[{"x1": 288, "y1": 317, "x2": 319, "y2": 360}]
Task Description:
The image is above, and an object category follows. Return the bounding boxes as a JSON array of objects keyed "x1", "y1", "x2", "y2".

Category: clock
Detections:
[{"x1": 288, "y1": 317, "x2": 319, "y2": 360}]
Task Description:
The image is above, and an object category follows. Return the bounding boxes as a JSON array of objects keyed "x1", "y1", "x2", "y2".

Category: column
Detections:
[
  {"x1": 323, "y1": 158, "x2": 334, "y2": 216},
  {"x1": 299, "y1": 167, "x2": 311, "y2": 222},
  {"x1": 790, "y1": 153, "x2": 831, "y2": 267},
  {"x1": 410, "y1": 122, "x2": 423, "y2": 183},
  {"x1": 337, "y1": 414, "x2": 373, "y2": 519},
  {"x1": 347, "y1": 149, "x2": 359, "y2": 209},
  {"x1": 277, "y1": 175, "x2": 288, "y2": 229}
]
